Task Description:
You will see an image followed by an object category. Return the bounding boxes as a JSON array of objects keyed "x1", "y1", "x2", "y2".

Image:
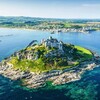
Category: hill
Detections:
[
  {"x1": 8, "y1": 36, "x2": 93, "y2": 73},
  {"x1": 0, "y1": 37, "x2": 98, "y2": 88}
]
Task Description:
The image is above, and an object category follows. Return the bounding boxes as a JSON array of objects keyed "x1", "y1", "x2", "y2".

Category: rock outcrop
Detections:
[{"x1": 0, "y1": 60, "x2": 99, "y2": 88}]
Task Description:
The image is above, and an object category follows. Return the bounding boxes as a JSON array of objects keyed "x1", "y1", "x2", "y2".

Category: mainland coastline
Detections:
[
  {"x1": 0, "y1": 26, "x2": 98, "y2": 34},
  {"x1": 0, "y1": 16, "x2": 100, "y2": 34}
]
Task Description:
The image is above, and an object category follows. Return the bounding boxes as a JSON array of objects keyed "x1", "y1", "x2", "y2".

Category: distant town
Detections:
[{"x1": 0, "y1": 16, "x2": 100, "y2": 33}]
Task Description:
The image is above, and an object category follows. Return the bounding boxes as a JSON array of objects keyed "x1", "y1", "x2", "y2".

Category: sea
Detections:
[{"x1": 0, "y1": 28, "x2": 100, "y2": 100}]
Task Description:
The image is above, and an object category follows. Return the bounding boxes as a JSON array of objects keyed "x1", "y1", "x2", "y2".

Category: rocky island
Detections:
[{"x1": 0, "y1": 36, "x2": 100, "y2": 88}]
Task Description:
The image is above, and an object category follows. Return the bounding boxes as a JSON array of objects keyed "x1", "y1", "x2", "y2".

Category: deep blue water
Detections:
[{"x1": 0, "y1": 28, "x2": 100, "y2": 100}]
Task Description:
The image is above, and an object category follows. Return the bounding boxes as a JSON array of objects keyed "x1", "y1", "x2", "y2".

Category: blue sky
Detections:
[{"x1": 0, "y1": 0, "x2": 100, "y2": 19}]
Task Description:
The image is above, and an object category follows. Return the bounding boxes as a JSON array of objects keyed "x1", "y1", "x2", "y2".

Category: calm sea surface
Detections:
[{"x1": 0, "y1": 28, "x2": 100, "y2": 100}]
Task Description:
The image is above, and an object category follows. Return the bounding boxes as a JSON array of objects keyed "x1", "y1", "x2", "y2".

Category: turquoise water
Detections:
[{"x1": 0, "y1": 28, "x2": 100, "y2": 100}]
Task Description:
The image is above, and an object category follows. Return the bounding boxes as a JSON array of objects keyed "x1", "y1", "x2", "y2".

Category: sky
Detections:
[{"x1": 0, "y1": 0, "x2": 100, "y2": 19}]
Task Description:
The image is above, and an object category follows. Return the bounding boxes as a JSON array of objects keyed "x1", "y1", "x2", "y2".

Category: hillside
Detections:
[{"x1": 8, "y1": 36, "x2": 93, "y2": 73}]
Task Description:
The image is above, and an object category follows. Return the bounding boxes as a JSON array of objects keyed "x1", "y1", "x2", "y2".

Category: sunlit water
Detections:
[{"x1": 0, "y1": 28, "x2": 100, "y2": 100}]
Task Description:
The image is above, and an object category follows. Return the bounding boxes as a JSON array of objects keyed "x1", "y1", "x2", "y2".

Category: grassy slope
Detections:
[
  {"x1": 8, "y1": 45, "x2": 93, "y2": 73},
  {"x1": 9, "y1": 57, "x2": 78, "y2": 73},
  {"x1": 75, "y1": 46, "x2": 93, "y2": 60}
]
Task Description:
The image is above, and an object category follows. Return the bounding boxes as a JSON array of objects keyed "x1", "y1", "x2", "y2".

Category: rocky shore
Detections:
[{"x1": 0, "y1": 54, "x2": 100, "y2": 89}]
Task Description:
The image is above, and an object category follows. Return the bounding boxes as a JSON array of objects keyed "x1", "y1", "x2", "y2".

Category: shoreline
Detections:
[
  {"x1": 0, "y1": 26, "x2": 99, "y2": 34},
  {"x1": 0, "y1": 52, "x2": 100, "y2": 89}
]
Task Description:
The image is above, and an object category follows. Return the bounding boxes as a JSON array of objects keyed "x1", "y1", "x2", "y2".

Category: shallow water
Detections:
[{"x1": 0, "y1": 28, "x2": 100, "y2": 100}]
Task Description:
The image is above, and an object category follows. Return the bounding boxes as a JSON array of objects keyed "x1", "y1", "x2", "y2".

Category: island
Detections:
[{"x1": 0, "y1": 36, "x2": 100, "y2": 88}]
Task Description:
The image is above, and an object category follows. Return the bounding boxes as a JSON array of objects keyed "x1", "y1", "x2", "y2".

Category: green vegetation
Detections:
[
  {"x1": 64, "y1": 23, "x2": 72, "y2": 28},
  {"x1": 75, "y1": 46, "x2": 93, "y2": 60},
  {"x1": 8, "y1": 43, "x2": 93, "y2": 73},
  {"x1": 9, "y1": 57, "x2": 79, "y2": 73},
  {"x1": 75, "y1": 46, "x2": 92, "y2": 55},
  {"x1": 0, "y1": 16, "x2": 100, "y2": 31},
  {"x1": 9, "y1": 57, "x2": 46, "y2": 73}
]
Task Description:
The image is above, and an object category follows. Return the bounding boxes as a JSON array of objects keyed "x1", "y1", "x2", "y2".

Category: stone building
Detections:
[{"x1": 41, "y1": 36, "x2": 63, "y2": 51}]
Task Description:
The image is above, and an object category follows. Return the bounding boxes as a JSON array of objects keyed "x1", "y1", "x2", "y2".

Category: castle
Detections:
[
  {"x1": 41, "y1": 36, "x2": 63, "y2": 51},
  {"x1": 14, "y1": 37, "x2": 64, "y2": 60}
]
